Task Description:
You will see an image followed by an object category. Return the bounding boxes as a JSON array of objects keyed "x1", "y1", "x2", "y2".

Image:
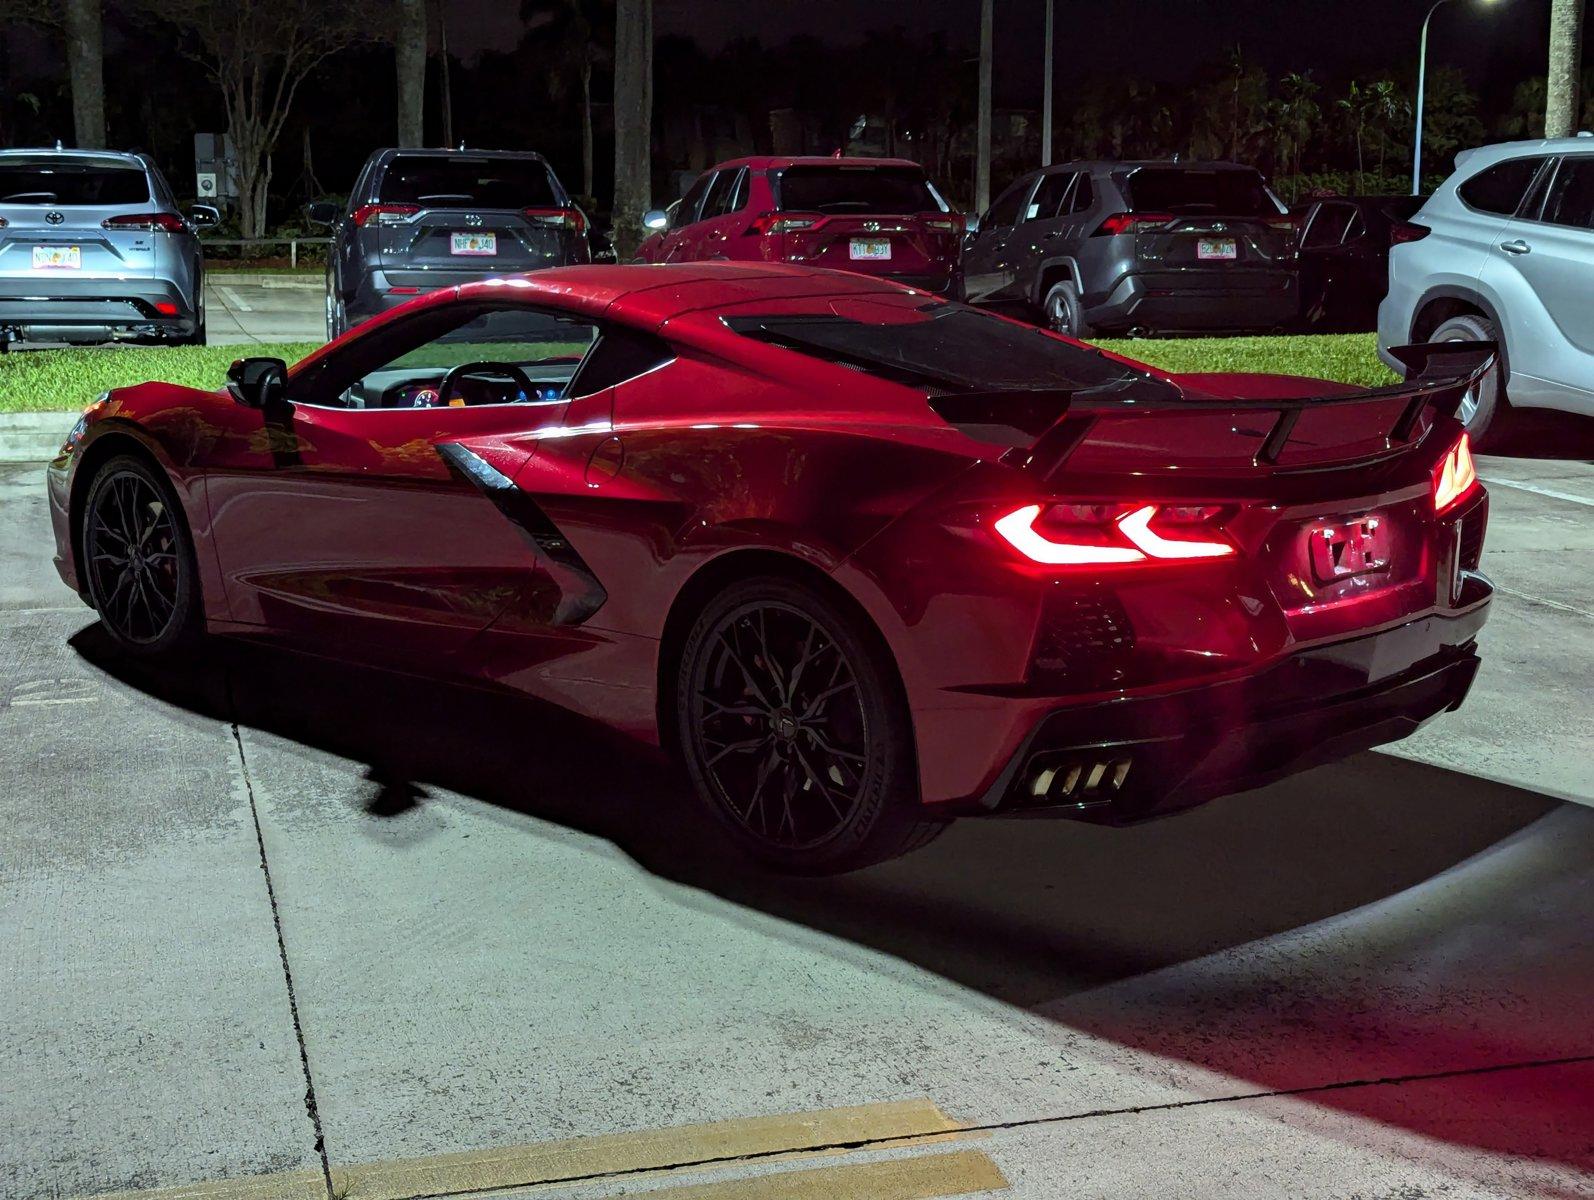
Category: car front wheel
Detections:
[{"x1": 676, "y1": 576, "x2": 945, "y2": 874}]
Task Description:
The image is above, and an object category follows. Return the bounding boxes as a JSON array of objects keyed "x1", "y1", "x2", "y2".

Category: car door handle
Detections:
[{"x1": 1500, "y1": 239, "x2": 1531, "y2": 255}]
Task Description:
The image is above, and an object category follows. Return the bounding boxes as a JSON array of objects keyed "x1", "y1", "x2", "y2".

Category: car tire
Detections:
[
  {"x1": 80, "y1": 454, "x2": 202, "y2": 656},
  {"x1": 1431, "y1": 313, "x2": 1507, "y2": 448},
  {"x1": 325, "y1": 291, "x2": 346, "y2": 342},
  {"x1": 1042, "y1": 280, "x2": 1093, "y2": 340},
  {"x1": 676, "y1": 575, "x2": 946, "y2": 874}
]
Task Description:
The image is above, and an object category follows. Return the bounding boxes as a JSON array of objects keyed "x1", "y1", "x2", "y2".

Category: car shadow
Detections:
[
  {"x1": 1487, "y1": 406, "x2": 1594, "y2": 462},
  {"x1": 71, "y1": 626, "x2": 1594, "y2": 1175}
]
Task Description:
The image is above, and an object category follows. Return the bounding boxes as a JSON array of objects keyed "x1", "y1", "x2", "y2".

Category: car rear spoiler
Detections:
[{"x1": 929, "y1": 341, "x2": 1495, "y2": 481}]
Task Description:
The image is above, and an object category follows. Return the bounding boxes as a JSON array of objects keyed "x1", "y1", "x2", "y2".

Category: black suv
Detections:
[
  {"x1": 961, "y1": 161, "x2": 1299, "y2": 337},
  {"x1": 310, "y1": 148, "x2": 590, "y2": 339}
]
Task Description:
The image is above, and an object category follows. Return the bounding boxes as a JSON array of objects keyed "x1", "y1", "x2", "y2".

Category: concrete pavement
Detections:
[
  {"x1": 203, "y1": 274, "x2": 323, "y2": 346},
  {"x1": 2, "y1": 452, "x2": 1592, "y2": 1199}
]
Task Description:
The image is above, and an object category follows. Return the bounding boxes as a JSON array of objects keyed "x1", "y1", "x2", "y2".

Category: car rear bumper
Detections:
[
  {"x1": 1086, "y1": 269, "x2": 1299, "y2": 333},
  {"x1": 347, "y1": 256, "x2": 589, "y2": 324},
  {"x1": 0, "y1": 276, "x2": 197, "y2": 341},
  {"x1": 953, "y1": 580, "x2": 1490, "y2": 823}
]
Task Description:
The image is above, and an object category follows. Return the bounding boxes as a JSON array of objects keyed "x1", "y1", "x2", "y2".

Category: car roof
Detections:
[
  {"x1": 1034, "y1": 159, "x2": 1263, "y2": 176},
  {"x1": 366, "y1": 147, "x2": 554, "y2": 163},
  {"x1": 1453, "y1": 135, "x2": 1594, "y2": 173},
  {"x1": 0, "y1": 148, "x2": 150, "y2": 168},
  {"x1": 708, "y1": 155, "x2": 926, "y2": 172}
]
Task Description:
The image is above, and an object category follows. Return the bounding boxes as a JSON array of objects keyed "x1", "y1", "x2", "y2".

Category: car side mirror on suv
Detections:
[
  {"x1": 188, "y1": 204, "x2": 220, "y2": 228},
  {"x1": 964, "y1": 212, "x2": 981, "y2": 236},
  {"x1": 642, "y1": 209, "x2": 669, "y2": 232},
  {"x1": 227, "y1": 357, "x2": 289, "y2": 409},
  {"x1": 305, "y1": 201, "x2": 341, "y2": 226}
]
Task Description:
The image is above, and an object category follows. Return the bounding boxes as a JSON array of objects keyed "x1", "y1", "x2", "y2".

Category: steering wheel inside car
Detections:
[{"x1": 423, "y1": 361, "x2": 540, "y2": 407}]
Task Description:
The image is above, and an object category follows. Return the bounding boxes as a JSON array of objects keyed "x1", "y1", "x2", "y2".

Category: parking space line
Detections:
[
  {"x1": 1483, "y1": 476, "x2": 1594, "y2": 508},
  {"x1": 1493, "y1": 582, "x2": 1594, "y2": 621},
  {"x1": 631, "y1": 1148, "x2": 1009, "y2": 1199},
  {"x1": 218, "y1": 286, "x2": 254, "y2": 313}
]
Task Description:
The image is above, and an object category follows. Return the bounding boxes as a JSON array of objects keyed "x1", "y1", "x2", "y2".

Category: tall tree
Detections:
[
  {"x1": 155, "y1": 0, "x2": 374, "y2": 237},
  {"x1": 611, "y1": 0, "x2": 652, "y2": 259},
  {"x1": 395, "y1": 0, "x2": 427, "y2": 146},
  {"x1": 522, "y1": 0, "x2": 611, "y2": 202},
  {"x1": 63, "y1": 0, "x2": 105, "y2": 148},
  {"x1": 1547, "y1": 0, "x2": 1585, "y2": 137}
]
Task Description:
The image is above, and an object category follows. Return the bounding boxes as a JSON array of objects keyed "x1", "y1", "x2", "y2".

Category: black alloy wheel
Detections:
[{"x1": 82, "y1": 456, "x2": 198, "y2": 654}]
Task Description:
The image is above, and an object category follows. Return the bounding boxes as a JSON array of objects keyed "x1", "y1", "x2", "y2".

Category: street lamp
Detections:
[{"x1": 1413, "y1": 0, "x2": 1503, "y2": 194}]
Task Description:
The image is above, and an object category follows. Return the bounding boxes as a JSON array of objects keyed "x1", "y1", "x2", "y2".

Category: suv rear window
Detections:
[
  {"x1": 378, "y1": 156, "x2": 559, "y2": 208},
  {"x1": 1457, "y1": 157, "x2": 1546, "y2": 216},
  {"x1": 0, "y1": 162, "x2": 150, "y2": 206},
  {"x1": 1122, "y1": 168, "x2": 1279, "y2": 216},
  {"x1": 775, "y1": 166, "x2": 942, "y2": 215},
  {"x1": 725, "y1": 303, "x2": 1170, "y2": 397}
]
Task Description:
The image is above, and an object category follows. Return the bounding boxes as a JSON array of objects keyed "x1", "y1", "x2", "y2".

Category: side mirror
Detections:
[
  {"x1": 189, "y1": 204, "x2": 220, "y2": 228},
  {"x1": 227, "y1": 357, "x2": 289, "y2": 409},
  {"x1": 964, "y1": 212, "x2": 981, "y2": 236},
  {"x1": 642, "y1": 209, "x2": 669, "y2": 232},
  {"x1": 306, "y1": 201, "x2": 340, "y2": 226}
]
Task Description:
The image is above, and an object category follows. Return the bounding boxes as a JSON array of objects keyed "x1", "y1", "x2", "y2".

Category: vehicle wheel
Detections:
[
  {"x1": 676, "y1": 576, "x2": 946, "y2": 874},
  {"x1": 1431, "y1": 313, "x2": 1507, "y2": 448},
  {"x1": 1042, "y1": 281, "x2": 1093, "y2": 340},
  {"x1": 325, "y1": 291, "x2": 346, "y2": 342},
  {"x1": 80, "y1": 455, "x2": 201, "y2": 656}
]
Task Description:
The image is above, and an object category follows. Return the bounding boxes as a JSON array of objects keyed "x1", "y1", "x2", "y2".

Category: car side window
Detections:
[
  {"x1": 700, "y1": 167, "x2": 746, "y2": 221},
  {"x1": 1303, "y1": 202, "x2": 1354, "y2": 249},
  {"x1": 671, "y1": 173, "x2": 713, "y2": 229},
  {"x1": 984, "y1": 179, "x2": 1033, "y2": 230},
  {"x1": 294, "y1": 303, "x2": 600, "y2": 410},
  {"x1": 1457, "y1": 157, "x2": 1549, "y2": 217},
  {"x1": 1026, "y1": 172, "x2": 1073, "y2": 221},
  {"x1": 1067, "y1": 174, "x2": 1094, "y2": 213},
  {"x1": 1539, "y1": 156, "x2": 1594, "y2": 230}
]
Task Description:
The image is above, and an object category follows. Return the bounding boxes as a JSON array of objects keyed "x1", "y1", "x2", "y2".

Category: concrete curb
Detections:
[
  {"x1": 207, "y1": 272, "x2": 322, "y2": 289},
  {"x1": 0, "y1": 412, "x2": 71, "y2": 464}
]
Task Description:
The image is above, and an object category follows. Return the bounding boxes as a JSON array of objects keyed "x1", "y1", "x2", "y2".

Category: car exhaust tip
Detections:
[{"x1": 1024, "y1": 754, "x2": 1132, "y2": 808}]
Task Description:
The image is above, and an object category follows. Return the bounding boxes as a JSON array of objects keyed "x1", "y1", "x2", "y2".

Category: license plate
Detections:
[
  {"x1": 849, "y1": 238, "x2": 891, "y2": 261},
  {"x1": 33, "y1": 245, "x2": 81, "y2": 269},
  {"x1": 1309, "y1": 516, "x2": 1390, "y2": 585},
  {"x1": 450, "y1": 232, "x2": 497, "y2": 256},
  {"x1": 1196, "y1": 238, "x2": 1237, "y2": 261}
]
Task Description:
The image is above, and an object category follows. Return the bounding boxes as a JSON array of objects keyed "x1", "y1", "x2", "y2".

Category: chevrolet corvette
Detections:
[{"x1": 47, "y1": 263, "x2": 1493, "y2": 872}]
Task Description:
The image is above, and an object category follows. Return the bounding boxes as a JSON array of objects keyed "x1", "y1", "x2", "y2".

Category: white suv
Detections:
[{"x1": 1379, "y1": 137, "x2": 1594, "y2": 445}]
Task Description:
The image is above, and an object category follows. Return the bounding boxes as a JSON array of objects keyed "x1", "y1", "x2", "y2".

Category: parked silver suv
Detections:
[
  {"x1": 0, "y1": 148, "x2": 216, "y2": 349},
  {"x1": 1379, "y1": 137, "x2": 1594, "y2": 445}
]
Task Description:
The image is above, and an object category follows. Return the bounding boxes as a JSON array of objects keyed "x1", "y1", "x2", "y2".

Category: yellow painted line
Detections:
[
  {"x1": 633, "y1": 1149, "x2": 1009, "y2": 1200},
  {"x1": 71, "y1": 1169, "x2": 326, "y2": 1200},
  {"x1": 341, "y1": 1098, "x2": 963, "y2": 1200}
]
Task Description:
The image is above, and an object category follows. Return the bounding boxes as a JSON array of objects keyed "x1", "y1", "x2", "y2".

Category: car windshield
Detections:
[
  {"x1": 378, "y1": 156, "x2": 560, "y2": 208},
  {"x1": 1122, "y1": 168, "x2": 1279, "y2": 216},
  {"x1": 725, "y1": 302, "x2": 1173, "y2": 397},
  {"x1": 0, "y1": 162, "x2": 150, "y2": 205},
  {"x1": 776, "y1": 166, "x2": 944, "y2": 214}
]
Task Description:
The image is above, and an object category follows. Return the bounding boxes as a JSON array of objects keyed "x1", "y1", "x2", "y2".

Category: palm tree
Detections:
[
  {"x1": 1338, "y1": 81, "x2": 1379, "y2": 192},
  {"x1": 1546, "y1": 0, "x2": 1585, "y2": 138},
  {"x1": 611, "y1": 0, "x2": 651, "y2": 259},
  {"x1": 395, "y1": 0, "x2": 426, "y2": 146},
  {"x1": 523, "y1": 0, "x2": 611, "y2": 202},
  {"x1": 1274, "y1": 72, "x2": 1320, "y2": 200}
]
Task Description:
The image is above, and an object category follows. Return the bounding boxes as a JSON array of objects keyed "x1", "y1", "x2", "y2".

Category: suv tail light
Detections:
[
  {"x1": 1262, "y1": 213, "x2": 1298, "y2": 232},
  {"x1": 1433, "y1": 433, "x2": 1479, "y2": 514},
  {"x1": 523, "y1": 206, "x2": 587, "y2": 234},
  {"x1": 1390, "y1": 221, "x2": 1431, "y2": 245},
  {"x1": 102, "y1": 212, "x2": 186, "y2": 233},
  {"x1": 1092, "y1": 212, "x2": 1174, "y2": 237},
  {"x1": 352, "y1": 203, "x2": 421, "y2": 227},
  {"x1": 994, "y1": 502, "x2": 1235, "y2": 566},
  {"x1": 748, "y1": 211, "x2": 824, "y2": 235}
]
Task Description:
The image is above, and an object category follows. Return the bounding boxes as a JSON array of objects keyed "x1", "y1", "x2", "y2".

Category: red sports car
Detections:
[{"x1": 47, "y1": 263, "x2": 1492, "y2": 873}]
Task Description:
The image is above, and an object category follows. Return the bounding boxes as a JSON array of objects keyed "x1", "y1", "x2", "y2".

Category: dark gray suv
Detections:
[
  {"x1": 310, "y1": 148, "x2": 590, "y2": 340},
  {"x1": 962, "y1": 160, "x2": 1299, "y2": 337}
]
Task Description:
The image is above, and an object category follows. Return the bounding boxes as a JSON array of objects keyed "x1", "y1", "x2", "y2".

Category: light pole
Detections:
[
  {"x1": 1042, "y1": 0, "x2": 1054, "y2": 166},
  {"x1": 1413, "y1": 0, "x2": 1501, "y2": 194}
]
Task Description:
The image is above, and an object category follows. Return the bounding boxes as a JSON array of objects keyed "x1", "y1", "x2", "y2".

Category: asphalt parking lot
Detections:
[
  {"x1": 2, "y1": 449, "x2": 1592, "y2": 1199},
  {"x1": 203, "y1": 274, "x2": 323, "y2": 345}
]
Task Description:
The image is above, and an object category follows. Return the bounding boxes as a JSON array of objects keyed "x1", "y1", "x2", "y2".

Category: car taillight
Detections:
[
  {"x1": 152, "y1": 300, "x2": 179, "y2": 316},
  {"x1": 919, "y1": 213, "x2": 963, "y2": 233},
  {"x1": 1263, "y1": 214, "x2": 1298, "y2": 232},
  {"x1": 352, "y1": 203, "x2": 420, "y2": 227},
  {"x1": 994, "y1": 502, "x2": 1235, "y2": 566},
  {"x1": 386, "y1": 286, "x2": 422, "y2": 295},
  {"x1": 101, "y1": 212, "x2": 186, "y2": 233},
  {"x1": 748, "y1": 211, "x2": 824, "y2": 235},
  {"x1": 1390, "y1": 221, "x2": 1431, "y2": 245},
  {"x1": 523, "y1": 206, "x2": 587, "y2": 234},
  {"x1": 1092, "y1": 211, "x2": 1174, "y2": 237},
  {"x1": 1432, "y1": 432, "x2": 1479, "y2": 514}
]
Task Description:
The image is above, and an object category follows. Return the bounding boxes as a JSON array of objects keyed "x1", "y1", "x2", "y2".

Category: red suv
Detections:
[{"x1": 636, "y1": 156, "x2": 964, "y2": 294}]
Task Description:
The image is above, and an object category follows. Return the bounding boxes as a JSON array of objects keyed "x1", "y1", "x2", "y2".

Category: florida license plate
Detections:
[
  {"x1": 450, "y1": 232, "x2": 497, "y2": 256},
  {"x1": 849, "y1": 238, "x2": 891, "y2": 261},
  {"x1": 33, "y1": 245, "x2": 81, "y2": 269},
  {"x1": 1196, "y1": 238, "x2": 1237, "y2": 261}
]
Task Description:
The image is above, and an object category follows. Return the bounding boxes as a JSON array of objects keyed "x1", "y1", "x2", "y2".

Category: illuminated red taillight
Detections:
[
  {"x1": 102, "y1": 212, "x2": 186, "y2": 233},
  {"x1": 523, "y1": 206, "x2": 587, "y2": 234},
  {"x1": 152, "y1": 300, "x2": 179, "y2": 316},
  {"x1": 352, "y1": 203, "x2": 420, "y2": 227},
  {"x1": 994, "y1": 503, "x2": 1235, "y2": 566},
  {"x1": 386, "y1": 286, "x2": 422, "y2": 295},
  {"x1": 1432, "y1": 432, "x2": 1479, "y2": 514},
  {"x1": 748, "y1": 211, "x2": 824, "y2": 235},
  {"x1": 1093, "y1": 211, "x2": 1174, "y2": 237}
]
